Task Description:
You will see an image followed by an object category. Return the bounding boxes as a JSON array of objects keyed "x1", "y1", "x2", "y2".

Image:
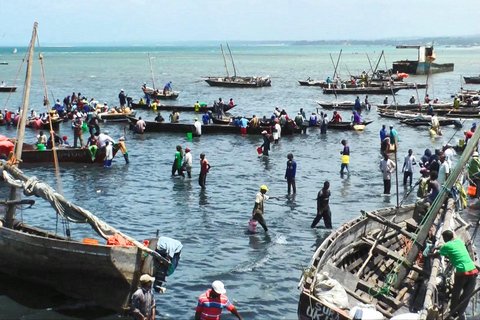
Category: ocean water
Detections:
[{"x1": 0, "y1": 44, "x2": 480, "y2": 319}]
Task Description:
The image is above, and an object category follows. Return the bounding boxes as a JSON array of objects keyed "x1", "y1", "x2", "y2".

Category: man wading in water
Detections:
[
  {"x1": 252, "y1": 185, "x2": 275, "y2": 232},
  {"x1": 311, "y1": 181, "x2": 332, "y2": 229}
]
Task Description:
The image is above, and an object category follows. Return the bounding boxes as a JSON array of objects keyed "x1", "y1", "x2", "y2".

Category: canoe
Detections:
[
  {"x1": 98, "y1": 110, "x2": 137, "y2": 122},
  {"x1": 0, "y1": 86, "x2": 17, "y2": 93},
  {"x1": 464, "y1": 76, "x2": 480, "y2": 84},
  {"x1": 211, "y1": 117, "x2": 269, "y2": 126},
  {"x1": 127, "y1": 117, "x2": 301, "y2": 135},
  {"x1": 26, "y1": 118, "x2": 63, "y2": 131},
  {"x1": 143, "y1": 87, "x2": 179, "y2": 100},
  {"x1": 205, "y1": 76, "x2": 271, "y2": 88},
  {"x1": 377, "y1": 106, "x2": 480, "y2": 118},
  {"x1": 130, "y1": 101, "x2": 236, "y2": 113},
  {"x1": 400, "y1": 118, "x2": 462, "y2": 127},
  {"x1": 323, "y1": 86, "x2": 405, "y2": 95},
  {"x1": 309, "y1": 120, "x2": 374, "y2": 130},
  {"x1": 21, "y1": 143, "x2": 120, "y2": 164}
]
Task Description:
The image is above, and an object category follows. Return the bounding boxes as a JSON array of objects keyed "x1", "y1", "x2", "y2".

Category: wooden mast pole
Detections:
[
  {"x1": 5, "y1": 22, "x2": 38, "y2": 229},
  {"x1": 148, "y1": 53, "x2": 156, "y2": 90},
  {"x1": 220, "y1": 44, "x2": 230, "y2": 79},
  {"x1": 332, "y1": 49, "x2": 342, "y2": 80},
  {"x1": 226, "y1": 43, "x2": 237, "y2": 78}
]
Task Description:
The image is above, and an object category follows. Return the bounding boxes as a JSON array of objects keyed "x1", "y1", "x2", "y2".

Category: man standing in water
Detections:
[
  {"x1": 132, "y1": 274, "x2": 156, "y2": 320},
  {"x1": 252, "y1": 185, "x2": 271, "y2": 232},
  {"x1": 261, "y1": 131, "x2": 271, "y2": 156},
  {"x1": 380, "y1": 153, "x2": 396, "y2": 194},
  {"x1": 311, "y1": 181, "x2": 332, "y2": 229},
  {"x1": 199, "y1": 153, "x2": 211, "y2": 189},
  {"x1": 340, "y1": 140, "x2": 350, "y2": 175},
  {"x1": 285, "y1": 153, "x2": 297, "y2": 194},
  {"x1": 196, "y1": 281, "x2": 242, "y2": 320}
]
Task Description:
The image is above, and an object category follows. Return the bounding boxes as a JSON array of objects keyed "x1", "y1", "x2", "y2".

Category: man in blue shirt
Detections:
[
  {"x1": 380, "y1": 124, "x2": 387, "y2": 142},
  {"x1": 309, "y1": 112, "x2": 318, "y2": 126},
  {"x1": 285, "y1": 153, "x2": 297, "y2": 194},
  {"x1": 354, "y1": 96, "x2": 361, "y2": 112},
  {"x1": 202, "y1": 111, "x2": 210, "y2": 125},
  {"x1": 239, "y1": 117, "x2": 249, "y2": 134}
]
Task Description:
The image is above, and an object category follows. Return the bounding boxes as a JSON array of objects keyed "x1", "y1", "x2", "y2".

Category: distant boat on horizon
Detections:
[{"x1": 12, "y1": 48, "x2": 17, "y2": 54}]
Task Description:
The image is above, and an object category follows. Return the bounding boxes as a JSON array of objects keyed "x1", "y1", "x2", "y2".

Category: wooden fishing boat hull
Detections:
[
  {"x1": 21, "y1": 145, "x2": 120, "y2": 164},
  {"x1": 0, "y1": 223, "x2": 145, "y2": 312},
  {"x1": 0, "y1": 86, "x2": 17, "y2": 93},
  {"x1": 316, "y1": 101, "x2": 357, "y2": 110},
  {"x1": 130, "y1": 102, "x2": 236, "y2": 113},
  {"x1": 309, "y1": 120, "x2": 374, "y2": 130},
  {"x1": 322, "y1": 87, "x2": 404, "y2": 95},
  {"x1": 205, "y1": 77, "x2": 271, "y2": 88},
  {"x1": 464, "y1": 76, "x2": 480, "y2": 84},
  {"x1": 146, "y1": 91, "x2": 179, "y2": 100},
  {"x1": 298, "y1": 80, "x2": 326, "y2": 87},
  {"x1": 298, "y1": 202, "x2": 478, "y2": 319},
  {"x1": 26, "y1": 118, "x2": 63, "y2": 131},
  {"x1": 98, "y1": 111, "x2": 137, "y2": 122},
  {"x1": 400, "y1": 118, "x2": 462, "y2": 127},
  {"x1": 128, "y1": 117, "x2": 300, "y2": 135},
  {"x1": 210, "y1": 117, "x2": 269, "y2": 126}
]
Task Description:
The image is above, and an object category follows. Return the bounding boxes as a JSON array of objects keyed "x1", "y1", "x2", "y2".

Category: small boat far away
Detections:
[
  {"x1": 392, "y1": 45, "x2": 454, "y2": 75},
  {"x1": 142, "y1": 53, "x2": 180, "y2": 100},
  {"x1": 204, "y1": 43, "x2": 271, "y2": 88},
  {"x1": 12, "y1": 48, "x2": 17, "y2": 54}
]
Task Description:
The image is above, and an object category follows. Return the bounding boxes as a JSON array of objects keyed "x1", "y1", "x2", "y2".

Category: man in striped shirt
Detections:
[{"x1": 195, "y1": 281, "x2": 242, "y2": 320}]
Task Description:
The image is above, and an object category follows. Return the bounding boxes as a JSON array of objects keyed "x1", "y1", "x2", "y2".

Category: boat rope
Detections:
[{"x1": 1, "y1": 167, "x2": 169, "y2": 264}]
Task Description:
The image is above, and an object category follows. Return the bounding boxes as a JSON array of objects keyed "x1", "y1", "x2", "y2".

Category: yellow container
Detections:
[{"x1": 459, "y1": 139, "x2": 465, "y2": 147}]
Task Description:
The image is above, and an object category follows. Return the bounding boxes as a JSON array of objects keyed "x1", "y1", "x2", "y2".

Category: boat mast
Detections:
[
  {"x1": 394, "y1": 125, "x2": 480, "y2": 288},
  {"x1": 220, "y1": 44, "x2": 230, "y2": 79},
  {"x1": 148, "y1": 53, "x2": 156, "y2": 90},
  {"x1": 226, "y1": 43, "x2": 237, "y2": 78},
  {"x1": 332, "y1": 49, "x2": 342, "y2": 80},
  {"x1": 5, "y1": 22, "x2": 38, "y2": 228}
]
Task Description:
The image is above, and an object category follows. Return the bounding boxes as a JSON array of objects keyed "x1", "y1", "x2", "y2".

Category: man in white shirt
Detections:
[
  {"x1": 380, "y1": 153, "x2": 396, "y2": 194},
  {"x1": 443, "y1": 144, "x2": 456, "y2": 168},
  {"x1": 402, "y1": 149, "x2": 416, "y2": 186},
  {"x1": 135, "y1": 117, "x2": 146, "y2": 134},
  {"x1": 104, "y1": 140, "x2": 113, "y2": 168},
  {"x1": 98, "y1": 131, "x2": 115, "y2": 148},
  {"x1": 194, "y1": 118, "x2": 202, "y2": 136},
  {"x1": 183, "y1": 147, "x2": 193, "y2": 178},
  {"x1": 438, "y1": 155, "x2": 450, "y2": 185}
]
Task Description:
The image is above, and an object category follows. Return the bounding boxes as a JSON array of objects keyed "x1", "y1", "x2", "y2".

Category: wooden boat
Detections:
[
  {"x1": 400, "y1": 118, "x2": 462, "y2": 127},
  {"x1": 375, "y1": 102, "x2": 454, "y2": 111},
  {"x1": 378, "y1": 106, "x2": 480, "y2": 118},
  {"x1": 392, "y1": 45, "x2": 454, "y2": 75},
  {"x1": 298, "y1": 128, "x2": 480, "y2": 319},
  {"x1": 309, "y1": 120, "x2": 374, "y2": 131},
  {"x1": 204, "y1": 43, "x2": 271, "y2": 88},
  {"x1": 98, "y1": 110, "x2": 136, "y2": 122},
  {"x1": 142, "y1": 53, "x2": 179, "y2": 100},
  {"x1": 0, "y1": 62, "x2": 8, "y2": 65},
  {"x1": 0, "y1": 86, "x2": 17, "y2": 93},
  {"x1": 464, "y1": 76, "x2": 480, "y2": 84},
  {"x1": 130, "y1": 101, "x2": 236, "y2": 113},
  {"x1": 25, "y1": 117, "x2": 63, "y2": 131},
  {"x1": 316, "y1": 101, "x2": 358, "y2": 110},
  {"x1": 0, "y1": 23, "x2": 180, "y2": 313},
  {"x1": 127, "y1": 117, "x2": 301, "y2": 135},
  {"x1": 20, "y1": 143, "x2": 120, "y2": 164},
  {"x1": 323, "y1": 86, "x2": 405, "y2": 95},
  {"x1": 298, "y1": 80, "x2": 328, "y2": 87}
]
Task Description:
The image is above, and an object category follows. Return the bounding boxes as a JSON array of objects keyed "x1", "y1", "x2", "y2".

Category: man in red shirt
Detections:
[
  {"x1": 195, "y1": 281, "x2": 242, "y2": 320},
  {"x1": 331, "y1": 111, "x2": 342, "y2": 123},
  {"x1": 199, "y1": 153, "x2": 211, "y2": 189}
]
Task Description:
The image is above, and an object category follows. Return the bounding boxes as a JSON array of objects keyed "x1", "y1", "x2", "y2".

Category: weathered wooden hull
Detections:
[
  {"x1": 393, "y1": 61, "x2": 454, "y2": 75},
  {"x1": 130, "y1": 102, "x2": 236, "y2": 113},
  {"x1": 400, "y1": 118, "x2": 461, "y2": 127},
  {"x1": 0, "y1": 223, "x2": 143, "y2": 312},
  {"x1": 378, "y1": 106, "x2": 480, "y2": 118},
  {"x1": 128, "y1": 117, "x2": 300, "y2": 135},
  {"x1": 26, "y1": 118, "x2": 63, "y2": 131},
  {"x1": 464, "y1": 76, "x2": 480, "y2": 84},
  {"x1": 98, "y1": 111, "x2": 136, "y2": 122},
  {"x1": 147, "y1": 92, "x2": 179, "y2": 100},
  {"x1": 309, "y1": 120, "x2": 374, "y2": 130},
  {"x1": 205, "y1": 77, "x2": 271, "y2": 88},
  {"x1": 323, "y1": 87, "x2": 404, "y2": 95},
  {"x1": 0, "y1": 86, "x2": 17, "y2": 92},
  {"x1": 21, "y1": 145, "x2": 119, "y2": 164}
]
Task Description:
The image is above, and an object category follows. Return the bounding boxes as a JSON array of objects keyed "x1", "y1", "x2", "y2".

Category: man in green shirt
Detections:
[
  {"x1": 468, "y1": 152, "x2": 480, "y2": 197},
  {"x1": 434, "y1": 230, "x2": 478, "y2": 320}
]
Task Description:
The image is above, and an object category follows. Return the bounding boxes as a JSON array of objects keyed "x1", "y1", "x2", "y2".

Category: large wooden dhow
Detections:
[
  {"x1": 0, "y1": 23, "x2": 181, "y2": 313},
  {"x1": 298, "y1": 127, "x2": 480, "y2": 320}
]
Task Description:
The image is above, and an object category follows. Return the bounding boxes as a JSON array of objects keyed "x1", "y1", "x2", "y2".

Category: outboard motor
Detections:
[{"x1": 153, "y1": 236, "x2": 182, "y2": 293}]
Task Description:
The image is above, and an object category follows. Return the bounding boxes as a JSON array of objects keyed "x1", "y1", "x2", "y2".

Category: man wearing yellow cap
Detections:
[
  {"x1": 194, "y1": 117, "x2": 202, "y2": 136},
  {"x1": 252, "y1": 185, "x2": 270, "y2": 232},
  {"x1": 132, "y1": 274, "x2": 155, "y2": 320}
]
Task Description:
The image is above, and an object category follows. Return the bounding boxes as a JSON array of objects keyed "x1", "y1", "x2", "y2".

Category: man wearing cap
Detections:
[
  {"x1": 252, "y1": 185, "x2": 270, "y2": 232},
  {"x1": 195, "y1": 281, "x2": 242, "y2": 320},
  {"x1": 132, "y1": 274, "x2": 156, "y2": 320},
  {"x1": 194, "y1": 118, "x2": 202, "y2": 136},
  {"x1": 119, "y1": 89, "x2": 127, "y2": 108}
]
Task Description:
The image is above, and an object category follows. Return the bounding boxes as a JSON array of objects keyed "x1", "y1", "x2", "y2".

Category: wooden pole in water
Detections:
[
  {"x1": 6, "y1": 22, "x2": 38, "y2": 228},
  {"x1": 220, "y1": 44, "x2": 230, "y2": 79}
]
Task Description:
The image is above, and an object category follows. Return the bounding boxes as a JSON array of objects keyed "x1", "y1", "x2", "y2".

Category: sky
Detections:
[{"x1": 0, "y1": 0, "x2": 478, "y2": 46}]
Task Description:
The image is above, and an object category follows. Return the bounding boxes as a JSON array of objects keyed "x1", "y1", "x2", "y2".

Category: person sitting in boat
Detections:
[
  {"x1": 155, "y1": 112, "x2": 165, "y2": 123},
  {"x1": 163, "y1": 81, "x2": 172, "y2": 95},
  {"x1": 352, "y1": 110, "x2": 361, "y2": 125},
  {"x1": 249, "y1": 115, "x2": 260, "y2": 128},
  {"x1": 169, "y1": 110, "x2": 179, "y2": 123},
  {"x1": 453, "y1": 96, "x2": 460, "y2": 109},
  {"x1": 309, "y1": 112, "x2": 318, "y2": 126},
  {"x1": 0, "y1": 81, "x2": 5, "y2": 87},
  {"x1": 62, "y1": 135, "x2": 70, "y2": 146},
  {"x1": 350, "y1": 77, "x2": 356, "y2": 86},
  {"x1": 424, "y1": 94, "x2": 431, "y2": 104},
  {"x1": 30, "y1": 116, "x2": 44, "y2": 129},
  {"x1": 274, "y1": 107, "x2": 281, "y2": 118},
  {"x1": 331, "y1": 111, "x2": 342, "y2": 123},
  {"x1": 466, "y1": 96, "x2": 474, "y2": 107},
  {"x1": 46, "y1": 131, "x2": 63, "y2": 149},
  {"x1": 36, "y1": 131, "x2": 47, "y2": 146},
  {"x1": 427, "y1": 104, "x2": 434, "y2": 116},
  {"x1": 228, "y1": 98, "x2": 234, "y2": 106},
  {"x1": 138, "y1": 97, "x2": 146, "y2": 105},
  {"x1": 383, "y1": 96, "x2": 389, "y2": 105},
  {"x1": 409, "y1": 95, "x2": 416, "y2": 104},
  {"x1": 341, "y1": 82, "x2": 347, "y2": 89},
  {"x1": 433, "y1": 97, "x2": 439, "y2": 104}
]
